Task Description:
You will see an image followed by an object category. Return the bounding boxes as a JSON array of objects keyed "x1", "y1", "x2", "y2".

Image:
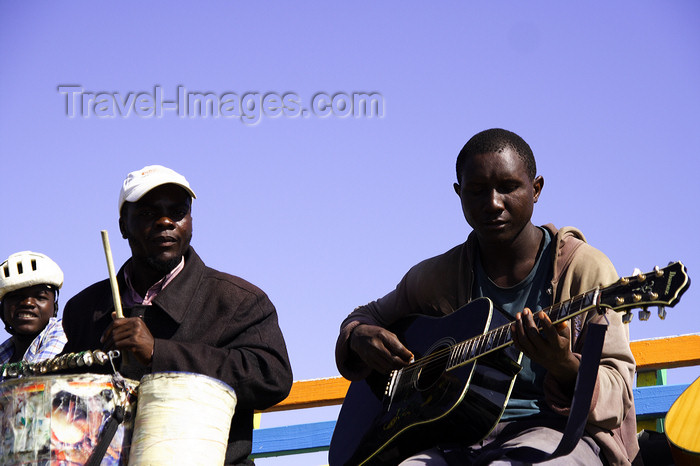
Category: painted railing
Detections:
[{"x1": 251, "y1": 333, "x2": 700, "y2": 460}]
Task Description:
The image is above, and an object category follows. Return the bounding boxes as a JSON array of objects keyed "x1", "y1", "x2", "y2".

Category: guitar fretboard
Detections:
[
  {"x1": 387, "y1": 289, "x2": 602, "y2": 401},
  {"x1": 444, "y1": 288, "x2": 600, "y2": 371}
]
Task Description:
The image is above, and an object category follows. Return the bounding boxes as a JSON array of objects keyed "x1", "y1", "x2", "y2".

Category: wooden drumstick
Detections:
[{"x1": 101, "y1": 230, "x2": 124, "y2": 319}]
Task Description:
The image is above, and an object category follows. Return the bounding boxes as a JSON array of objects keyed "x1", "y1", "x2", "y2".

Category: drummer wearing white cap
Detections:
[
  {"x1": 0, "y1": 251, "x2": 67, "y2": 366},
  {"x1": 62, "y1": 165, "x2": 293, "y2": 465}
]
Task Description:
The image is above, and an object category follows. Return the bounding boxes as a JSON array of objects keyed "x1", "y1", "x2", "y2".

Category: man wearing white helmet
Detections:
[
  {"x1": 0, "y1": 251, "x2": 67, "y2": 366},
  {"x1": 61, "y1": 165, "x2": 293, "y2": 466}
]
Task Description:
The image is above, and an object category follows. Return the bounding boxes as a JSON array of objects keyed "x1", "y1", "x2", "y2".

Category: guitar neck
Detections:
[
  {"x1": 446, "y1": 288, "x2": 600, "y2": 371},
  {"x1": 398, "y1": 261, "x2": 688, "y2": 381}
]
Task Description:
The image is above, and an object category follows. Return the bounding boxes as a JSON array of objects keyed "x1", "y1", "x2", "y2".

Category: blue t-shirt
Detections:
[{"x1": 473, "y1": 227, "x2": 553, "y2": 419}]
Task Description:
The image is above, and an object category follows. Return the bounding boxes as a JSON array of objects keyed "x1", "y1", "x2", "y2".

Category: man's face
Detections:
[
  {"x1": 454, "y1": 147, "x2": 543, "y2": 246},
  {"x1": 119, "y1": 184, "x2": 193, "y2": 274},
  {"x1": 3, "y1": 285, "x2": 56, "y2": 336}
]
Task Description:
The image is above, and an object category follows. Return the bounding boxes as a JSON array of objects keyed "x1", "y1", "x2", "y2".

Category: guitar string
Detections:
[
  {"x1": 390, "y1": 291, "x2": 595, "y2": 394},
  {"x1": 402, "y1": 299, "x2": 569, "y2": 371},
  {"x1": 388, "y1": 268, "x2": 679, "y2": 396},
  {"x1": 392, "y1": 287, "x2": 605, "y2": 397},
  {"x1": 390, "y1": 298, "x2": 583, "y2": 395}
]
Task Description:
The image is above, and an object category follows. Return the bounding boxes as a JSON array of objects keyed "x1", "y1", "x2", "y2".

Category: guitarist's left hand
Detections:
[{"x1": 511, "y1": 308, "x2": 580, "y2": 393}]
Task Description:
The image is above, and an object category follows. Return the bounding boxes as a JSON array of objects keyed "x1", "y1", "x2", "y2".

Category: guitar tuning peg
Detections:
[
  {"x1": 622, "y1": 311, "x2": 633, "y2": 324},
  {"x1": 654, "y1": 266, "x2": 663, "y2": 277},
  {"x1": 630, "y1": 267, "x2": 646, "y2": 282},
  {"x1": 657, "y1": 306, "x2": 667, "y2": 320},
  {"x1": 638, "y1": 308, "x2": 651, "y2": 321}
]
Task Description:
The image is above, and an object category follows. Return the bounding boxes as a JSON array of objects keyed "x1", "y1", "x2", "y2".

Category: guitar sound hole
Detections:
[{"x1": 415, "y1": 344, "x2": 449, "y2": 391}]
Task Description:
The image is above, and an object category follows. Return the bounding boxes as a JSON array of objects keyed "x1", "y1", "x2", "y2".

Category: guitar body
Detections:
[
  {"x1": 329, "y1": 298, "x2": 522, "y2": 466},
  {"x1": 665, "y1": 375, "x2": 700, "y2": 465}
]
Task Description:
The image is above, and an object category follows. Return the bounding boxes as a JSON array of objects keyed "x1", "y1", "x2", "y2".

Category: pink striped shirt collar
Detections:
[{"x1": 123, "y1": 257, "x2": 185, "y2": 307}]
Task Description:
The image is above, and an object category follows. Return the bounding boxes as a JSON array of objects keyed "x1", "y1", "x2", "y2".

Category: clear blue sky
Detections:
[{"x1": 1, "y1": 2, "x2": 699, "y2": 464}]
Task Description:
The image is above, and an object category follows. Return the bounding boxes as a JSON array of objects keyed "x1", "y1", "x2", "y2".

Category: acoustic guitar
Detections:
[
  {"x1": 666, "y1": 375, "x2": 700, "y2": 465},
  {"x1": 329, "y1": 262, "x2": 690, "y2": 466}
]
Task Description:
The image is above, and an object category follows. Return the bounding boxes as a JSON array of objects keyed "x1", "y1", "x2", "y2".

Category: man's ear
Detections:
[
  {"x1": 533, "y1": 175, "x2": 544, "y2": 203},
  {"x1": 52, "y1": 289, "x2": 59, "y2": 317},
  {"x1": 119, "y1": 217, "x2": 128, "y2": 239},
  {"x1": 453, "y1": 182, "x2": 461, "y2": 196}
]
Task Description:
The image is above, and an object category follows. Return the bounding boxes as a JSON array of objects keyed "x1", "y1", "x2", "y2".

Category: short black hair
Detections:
[{"x1": 456, "y1": 128, "x2": 537, "y2": 182}]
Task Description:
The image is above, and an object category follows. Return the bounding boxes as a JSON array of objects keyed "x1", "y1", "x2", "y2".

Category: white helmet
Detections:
[{"x1": 0, "y1": 251, "x2": 64, "y2": 301}]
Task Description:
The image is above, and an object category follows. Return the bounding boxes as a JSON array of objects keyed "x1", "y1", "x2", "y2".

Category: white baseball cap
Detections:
[{"x1": 118, "y1": 165, "x2": 196, "y2": 213}]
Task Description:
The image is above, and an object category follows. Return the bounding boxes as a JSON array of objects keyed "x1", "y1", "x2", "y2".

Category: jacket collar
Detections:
[
  {"x1": 463, "y1": 223, "x2": 580, "y2": 302},
  {"x1": 150, "y1": 247, "x2": 205, "y2": 324},
  {"x1": 94, "y1": 247, "x2": 205, "y2": 324}
]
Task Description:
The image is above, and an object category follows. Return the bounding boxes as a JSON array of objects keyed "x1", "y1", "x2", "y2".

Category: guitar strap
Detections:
[
  {"x1": 84, "y1": 404, "x2": 126, "y2": 466},
  {"x1": 470, "y1": 322, "x2": 608, "y2": 465}
]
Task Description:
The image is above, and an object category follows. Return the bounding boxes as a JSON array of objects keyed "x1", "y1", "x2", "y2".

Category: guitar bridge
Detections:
[
  {"x1": 385, "y1": 370, "x2": 398, "y2": 397},
  {"x1": 384, "y1": 369, "x2": 403, "y2": 411}
]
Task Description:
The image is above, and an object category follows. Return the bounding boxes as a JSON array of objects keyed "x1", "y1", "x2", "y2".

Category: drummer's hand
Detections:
[
  {"x1": 349, "y1": 324, "x2": 413, "y2": 375},
  {"x1": 102, "y1": 312, "x2": 155, "y2": 365}
]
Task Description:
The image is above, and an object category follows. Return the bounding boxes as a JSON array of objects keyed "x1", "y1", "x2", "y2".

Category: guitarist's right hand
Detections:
[{"x1": 349, "y1": 324, "x2": 414, "y2": 374}]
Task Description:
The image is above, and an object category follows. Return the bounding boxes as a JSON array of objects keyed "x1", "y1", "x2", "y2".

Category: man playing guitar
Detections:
[{"x1": 334, "y1": 129, "x2": 640, "y2": 465}]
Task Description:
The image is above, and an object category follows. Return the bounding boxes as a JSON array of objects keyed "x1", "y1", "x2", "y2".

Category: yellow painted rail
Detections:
[
  {"x1": 264, "y1": 376, "x2": 351, "y2": 412},
  {"x1": 261, "y1": 334, "x2": 700, "y2": 414},
  {"x1": 631, "y1": 334, "x2": 700, "y2": 370},
  {"x1": 632, "y1": 333, "x2": 700, "y2": 432}
]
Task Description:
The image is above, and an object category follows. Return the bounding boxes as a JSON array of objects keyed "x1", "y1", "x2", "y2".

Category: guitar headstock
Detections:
[{"x1": 599, "y1": 261, "x2": 690, "y2": 323}]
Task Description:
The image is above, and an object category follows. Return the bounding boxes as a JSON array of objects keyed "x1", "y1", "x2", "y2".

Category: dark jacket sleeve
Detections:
[
  {"x1": 61, "y1": 279, "x2": 115, "y2": 355},
  {"x1": 152, "y1": 281, "x2": 293, "y2": 410}
]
